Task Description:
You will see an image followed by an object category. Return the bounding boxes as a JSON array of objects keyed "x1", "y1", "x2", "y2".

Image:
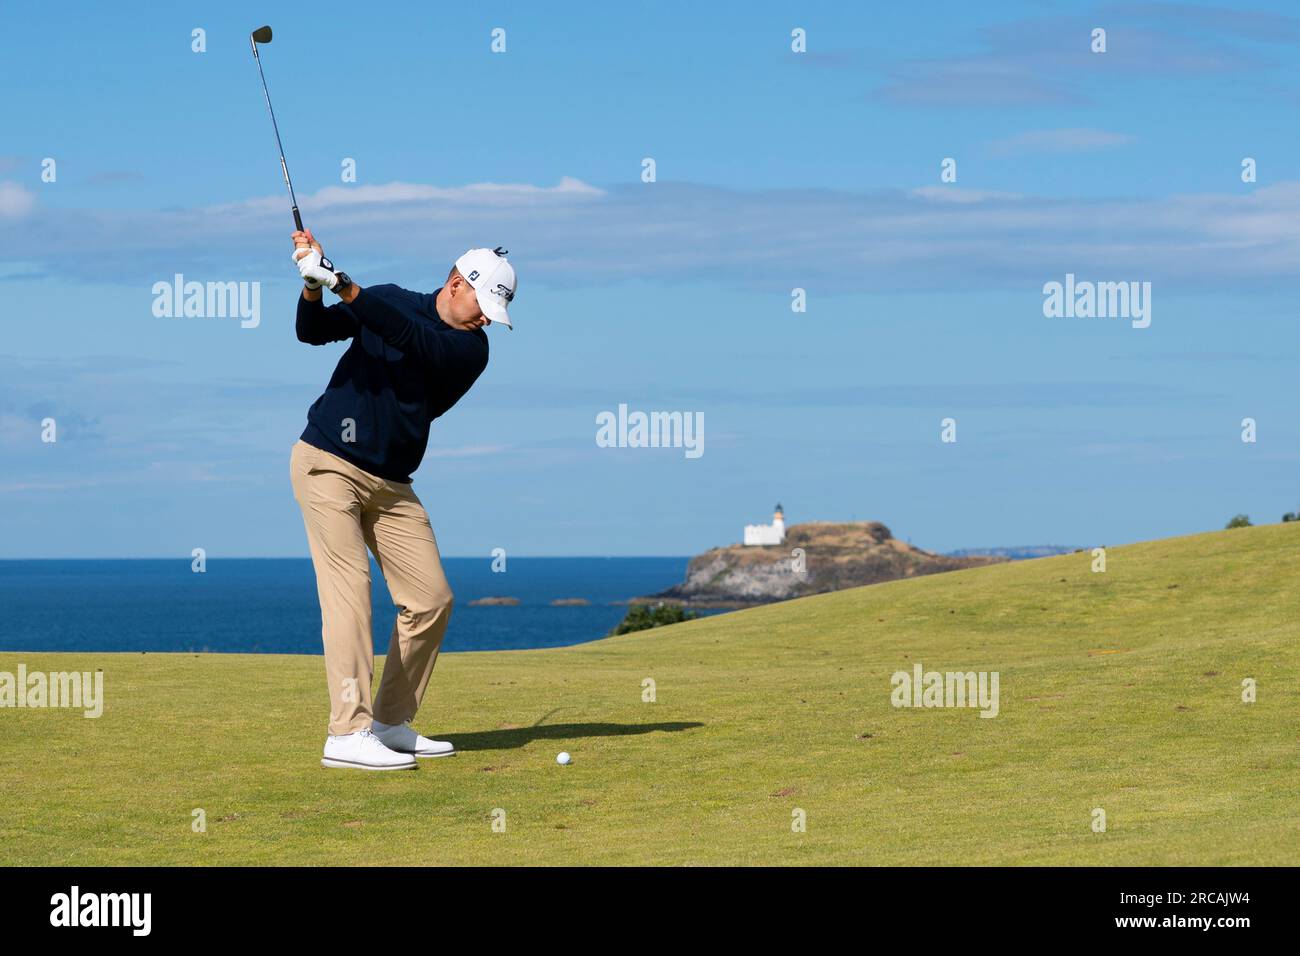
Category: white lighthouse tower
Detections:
[{"x1": 744, "y1": 503, "x2": 786, "y2": 546}]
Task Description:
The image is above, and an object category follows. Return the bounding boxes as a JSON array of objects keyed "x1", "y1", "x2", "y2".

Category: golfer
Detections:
[{"x1": 288, "y1": 230, "x2": 516, "y2": 770}]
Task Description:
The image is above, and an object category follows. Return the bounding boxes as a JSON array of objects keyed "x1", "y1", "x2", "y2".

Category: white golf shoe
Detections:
[
  {"x1": 321, "y1": 728, "x2": 417, "y2": 771},
  {"x1": 371, "y1": 719, "x2": 456, "y2": 758}
]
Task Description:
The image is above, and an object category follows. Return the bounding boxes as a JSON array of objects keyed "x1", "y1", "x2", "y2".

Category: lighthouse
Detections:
[{"x1": 743, "y1": 503, "x2": 786, "y2": 546}]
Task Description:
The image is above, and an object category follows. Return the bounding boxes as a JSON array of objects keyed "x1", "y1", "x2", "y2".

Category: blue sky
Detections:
[{"x1": 2, "y1": 0, "x2": 1299, "y2": 558}]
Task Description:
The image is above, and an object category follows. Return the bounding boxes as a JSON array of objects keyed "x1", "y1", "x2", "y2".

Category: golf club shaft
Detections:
[{"x1": 251, "y1": 40, "x2": 303, "y2": 231}]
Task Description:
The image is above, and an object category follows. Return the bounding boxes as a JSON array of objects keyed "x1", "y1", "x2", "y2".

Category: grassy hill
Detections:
[{"x1": 2, "y1": 523, "x2": 1298, "y2": 865}]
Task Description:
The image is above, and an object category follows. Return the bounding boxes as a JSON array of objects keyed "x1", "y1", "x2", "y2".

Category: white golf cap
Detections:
[{"x1": 454, "y1": 246, "x2": 516, "y2": 330}]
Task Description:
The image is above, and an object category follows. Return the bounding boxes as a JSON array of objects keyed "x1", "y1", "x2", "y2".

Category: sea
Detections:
[{"x1": 0, "y1": 557, "x2": 713, "y2": 655}]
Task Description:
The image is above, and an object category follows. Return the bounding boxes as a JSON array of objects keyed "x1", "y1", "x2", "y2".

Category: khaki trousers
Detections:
[{"x1": 289, "y1": 440, "x2": 454, "y2": 736}]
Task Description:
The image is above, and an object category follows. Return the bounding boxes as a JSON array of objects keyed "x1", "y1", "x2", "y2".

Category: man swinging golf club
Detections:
[{"x1": 289, "y1": 231, "x2": 516, "y2": 770}]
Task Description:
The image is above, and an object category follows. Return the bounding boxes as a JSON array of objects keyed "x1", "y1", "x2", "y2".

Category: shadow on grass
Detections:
[{"x1": 448, "y1": 721, "x2": 704, "y2": 752}]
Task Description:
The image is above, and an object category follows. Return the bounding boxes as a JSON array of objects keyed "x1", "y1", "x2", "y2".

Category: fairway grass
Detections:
[{"x1": 3, "y1": 524, "x2": 1298, "y2": 865}]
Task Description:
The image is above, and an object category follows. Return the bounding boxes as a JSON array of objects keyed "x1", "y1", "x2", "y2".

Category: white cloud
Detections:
[
  {"x1": 5, "y1": 175, "x2": 1300, "y2": 293},
  {"x1": 874, "y1": 10, "x2": 1287, "y2": 108},
  {"x1": 308, "y1": 177, "x2": 603, "y2": 209},
  {"x1": 217, "y1": 176, "x2": 603, "y2": 217},
  {"x1": 0, "y1": 181, "x2": 36, "y2": 219},
  {"x1": 911, "y1": 186, "x2": 1027, "y2": 204},
  {"x1": 988, "y1": 128, "x2": 1136, "y2": 155}
]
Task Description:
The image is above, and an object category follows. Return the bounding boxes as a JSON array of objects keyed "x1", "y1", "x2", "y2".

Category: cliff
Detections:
[{"x1": 640, "y1": 521, "x2": 1004, "y2": 607}]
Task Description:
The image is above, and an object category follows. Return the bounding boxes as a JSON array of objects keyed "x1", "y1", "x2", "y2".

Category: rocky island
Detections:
[{"x1": 638, "y1": 519, "x2": 1004, "y2": 609}]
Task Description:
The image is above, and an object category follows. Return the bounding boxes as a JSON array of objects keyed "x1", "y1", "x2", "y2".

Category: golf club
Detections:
[{"x1": 249, "y1": 25, "x2": 304, "y2": 232}]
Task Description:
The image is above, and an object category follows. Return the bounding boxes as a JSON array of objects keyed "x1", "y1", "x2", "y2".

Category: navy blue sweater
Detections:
[{"x1": 296, "y1": 284, "x2": 488, "y2": 483}]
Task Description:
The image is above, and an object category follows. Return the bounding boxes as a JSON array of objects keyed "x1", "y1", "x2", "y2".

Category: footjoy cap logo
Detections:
[{"x1": 49, "y1": 886, "x2": 152, "y2": 936}]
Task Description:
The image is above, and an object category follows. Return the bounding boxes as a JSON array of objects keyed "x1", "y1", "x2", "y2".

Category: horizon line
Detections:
[{"x1": 0, "y1": 554, "x2": 698, "y2": 562}]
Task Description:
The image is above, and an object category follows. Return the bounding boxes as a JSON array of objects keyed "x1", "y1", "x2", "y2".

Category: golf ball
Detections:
[{"x1": 556, "y1": 751, "x2": 571, "y2": 765}]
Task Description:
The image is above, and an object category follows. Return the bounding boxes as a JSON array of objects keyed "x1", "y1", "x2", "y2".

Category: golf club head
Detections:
[{"x1": 251, "y1": 25, "x2": 273, "y2": 44}]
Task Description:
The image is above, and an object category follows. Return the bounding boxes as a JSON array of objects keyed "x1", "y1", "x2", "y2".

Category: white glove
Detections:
[{"x1": 292, "y1": 246, "x2": 338, "y2": 291}]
